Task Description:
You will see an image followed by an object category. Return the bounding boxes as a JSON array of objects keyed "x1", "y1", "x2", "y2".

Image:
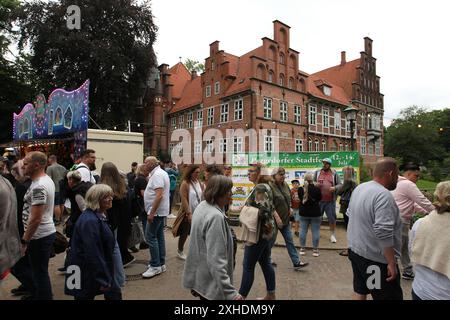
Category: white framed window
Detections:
[
  {"x1": 335, "y1": 111, "x2": 341, "y2": 130},
  {"x1": 268, "y1": 71, "x2": 273, "y2": 83},
  {"x1": 368, "y1": 143, "x2": 374, "y2": 155},
  {"x1": 323, "y1": 86, "x2": 331, "y2": 96},
  {"x1": 309, "y1": 105, "x2": 317, "y2": 125},
  {"x1": 360, "y1": 112, "x2": 366, "y2": 129},
  {"x1": 194, "y1": 140, "x2": 202, "y2": 153},
  {"x1": 169, "y1": 143, "x2": 174, "y2": 154},
  {"x1": 214, "y1": 81, "x2": 220, "y2": 95},
  {"x1": 205, "y1": 85, "x2": 211, "y2": 98},
  {"x1": 375, "y1": 140, "x2": 381, "y2": 156},
  {"x1": 178, "y1": 114, "x2": 184, "y2": 129},
  {"x1": 289, "y1": 78, "x2": 294, "y2": 89},
  {"x1": 196, "y1": 110, "x2": 203, "y2": 128},
  {"x1": 314, "y1": 140, "x2": 319, "y2": 151},
  {"x1": 339, "y1": 143, "x2": 343, "y2": 151},
  {"x1": 171, "y1": 117, "x2": 176, "y2": 130},
  {"x1": 220, "y1": 103, "x2": 229, "y2": 123},
  {"x1": 294, "y1": 105, "x2": 301, "y2": 124},
  {"x1": 264, "y1": 135, "x2": 273, "y2": 152},
  {"x1": 345, "y1": 143, "x2": 349, "y2": 151},
  {"x1": 279, "y1": 74, "x2": 284, "y2": 87},
  {"x1": 187, "y1": 112, "x2": 193, "y2": 128},
  {"x1": 280, "y1": 102, "x2": 288, "y2": 122},
  {"x1": 233, "y1": 137, "x2": 243, "y2": 153},
  {"x1": 295, "y1": 139, "x2": 303, "y2": 152},
  {"x1": 234, "y1": 99, "x2": 243, "y2": 120},
  {"x1": 323, "y1": 108, "x2": 329, "y2": 128},
  {"x1": 211, "y1": 60, "x2": 215, "y2": 70},
  {"x1": 308, "y1": 139, "x2": 312, "y2": 151},
  {"x1": 322, "y1": 140, "x2": 326, "y2": 151},
  {"x1": 207, "y1": 107, "x2": 214, "y2": 126},
  {"x1": 206, "y1": 139, "x2": 214, "y2": 153},
  {"x1": 263, "y1": 98, "x2": 272, "y2": 119},
  {"x1": 360, "y1": 137, "x2": 366, "y2": 155},
  {"x1": 219, "y1": 138, "x2": 227, "y2": 153}
]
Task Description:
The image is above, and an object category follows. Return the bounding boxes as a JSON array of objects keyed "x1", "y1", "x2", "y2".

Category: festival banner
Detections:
[{"x1": 229, "y1": 151, "x2": 360, "y2": 212}]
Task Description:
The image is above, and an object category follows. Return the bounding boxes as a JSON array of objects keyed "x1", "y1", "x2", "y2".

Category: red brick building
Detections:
[{"x1": 143, "y1": 20, "x2": 384, "y2": 166}]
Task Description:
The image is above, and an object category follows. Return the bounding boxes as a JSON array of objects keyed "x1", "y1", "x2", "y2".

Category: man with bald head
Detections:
[
  {"x1": 21, "y1": 151, "x2": 56, "y2": 300},
  {"x1": 346, "y1": 157, "x2": 403, "y2": 300},
  {"x1": 142, "y1": 156, "x2": 170, "y2": 279}
]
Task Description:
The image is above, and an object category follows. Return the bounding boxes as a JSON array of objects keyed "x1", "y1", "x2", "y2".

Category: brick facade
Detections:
[{"x1": 144, "y1": 20, "x2": 384, "y2": 167}]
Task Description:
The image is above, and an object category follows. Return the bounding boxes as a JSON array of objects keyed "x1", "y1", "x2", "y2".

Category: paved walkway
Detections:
[{"x1": 1, "y1": 220, "x2": 412, "y2": 300}]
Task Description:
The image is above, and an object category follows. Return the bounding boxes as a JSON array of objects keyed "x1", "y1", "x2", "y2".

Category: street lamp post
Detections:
[{"x1": 344, "y1": 104, "x2": 358, "y2": 151}]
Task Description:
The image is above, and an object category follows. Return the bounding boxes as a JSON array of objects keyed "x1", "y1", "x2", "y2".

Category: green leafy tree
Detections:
[
  {"x1": 184, "y1": 58, "x2": 204, "y2": 73},
  {"x1": 14, "y1": 0, "x2": 158, "y2": 130},
  {"x1": 384, "y1": 106, "x2": 446, "y2": 165}
]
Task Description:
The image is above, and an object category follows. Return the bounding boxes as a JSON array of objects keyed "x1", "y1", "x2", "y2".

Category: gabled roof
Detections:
[
  {"x1": 310, "y1": 59, "x2": 360, "y2": 99},
  {"x1": 307, "y1": 74, "x2": 350, "y2": 106},
  {"x1": 169, "y1": 76, "x2": 202, "y2": 114},
  {"x1": 167, "y1": 62, "x2": 192, "y2": 99},
  {"x1": 223, "y1": 47, "x2": 263, "y2": 97}
]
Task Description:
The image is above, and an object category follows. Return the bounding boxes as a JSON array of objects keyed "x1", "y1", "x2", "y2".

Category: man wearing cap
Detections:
[{"x1": 314, "y1": 158, "x2": 342, "y2": 243}]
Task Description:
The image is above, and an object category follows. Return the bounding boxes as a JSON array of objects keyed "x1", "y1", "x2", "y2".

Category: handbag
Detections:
[
  {"x1": 172, "y1": 210, "x2": 185, "y2": 237},
  {"x1": 54, "y1": 231, "x2": 69, "y2": 254},
  {"x1": 239, "y1": 188, "x2": 261, "y2": 245},
  {"x1": 128, "y1": 217, "x2": 145, "y2": 248}
]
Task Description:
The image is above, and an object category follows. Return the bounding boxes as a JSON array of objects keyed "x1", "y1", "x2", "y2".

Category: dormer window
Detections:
[{"x1": 323, "y1": 85, "x2": 331, "y2": 96}]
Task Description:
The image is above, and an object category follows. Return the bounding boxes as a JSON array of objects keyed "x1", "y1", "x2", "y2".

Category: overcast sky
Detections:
[{"x1": 151, "y1": 0, "x2": 450, "y2": 125}]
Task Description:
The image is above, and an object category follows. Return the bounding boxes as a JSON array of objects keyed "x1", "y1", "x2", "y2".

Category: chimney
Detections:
[
  {"x1": 191, "y1": 70, "x2": 197, "y2": 80},
  {"x1": 341, "y1": 51, "x2": 346, "y2": 65}
]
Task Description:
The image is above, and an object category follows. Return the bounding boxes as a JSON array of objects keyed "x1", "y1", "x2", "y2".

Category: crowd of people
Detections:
[{"x1": 1, "y1": 150, "x2": 449, "y2": 300}]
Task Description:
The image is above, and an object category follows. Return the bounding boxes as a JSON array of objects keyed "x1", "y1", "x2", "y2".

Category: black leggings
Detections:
[{"x1": 178, "y1": 218, "x2": 190, "y2": 252}]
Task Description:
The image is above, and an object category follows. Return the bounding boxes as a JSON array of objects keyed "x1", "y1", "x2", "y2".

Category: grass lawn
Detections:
[{"x1": 416, "y1": 179, "x2": 438, "y2": 191}]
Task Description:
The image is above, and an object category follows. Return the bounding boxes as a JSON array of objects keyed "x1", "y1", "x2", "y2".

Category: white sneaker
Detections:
[
  {"x1": 161, "y1": 264, "x2": 167, "y2": 273},
  {"x1": 167, "y1": 214, "x2": 177, "y2": 219},
  {"x1": 312, "y1": 249, "x2": 320, "y2": 257},
  {"x1": 299, "y1": 248, "x2": 306, "y2": 256},
  {"x1": 330, "y1": 234, "x2": 337, "y2": 243},
  {"x1": 177, "y1": 250, "x2": 187, "y2": 260},
  {"x1": 142, "y1": 266, "x2": 162, "y2": 278}
]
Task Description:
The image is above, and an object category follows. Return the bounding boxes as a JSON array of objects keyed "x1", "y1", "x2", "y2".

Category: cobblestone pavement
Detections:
[{"x1": 1, "y1": 224, "x2": 412, "y2": 300}]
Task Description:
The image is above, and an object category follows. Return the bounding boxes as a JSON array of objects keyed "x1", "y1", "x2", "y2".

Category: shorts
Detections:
[
  {"x1": 54, "y1": 192, "x2": 62, "y2": 206},
  {"x1": 292, "y1": 208, "x2": 300, "y2": 222},
  {"x1": 348, "y1": 249, "x2": 403, "y2": 300},
  {"x1": 320, "y1": 201, "x2": 337, "y2": 224}
]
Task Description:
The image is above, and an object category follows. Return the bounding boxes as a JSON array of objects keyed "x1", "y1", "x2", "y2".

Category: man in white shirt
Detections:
[
  {"x1": 76, "y1": 149, "x2": 97, "y2": 184},
  {"x1": 142, "y1": 156, "x2": 170, "y2": 279},
  {"x1": 21, "y1": 151, "x2": 57, "y2": 300}
]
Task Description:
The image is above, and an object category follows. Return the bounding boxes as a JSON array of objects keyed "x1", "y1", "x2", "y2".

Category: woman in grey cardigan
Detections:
[{"x1": 182, "y1": 175, "x2": 243, "y2": 300}]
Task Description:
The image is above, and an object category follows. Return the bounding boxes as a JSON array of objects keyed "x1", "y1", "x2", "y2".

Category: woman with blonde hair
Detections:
[
  {"x1": 409, "y1": 181, "x2": 450, "y2": 300},
  {"x1": 298, "y1": 172, "x2": 322, "y2": 257}
]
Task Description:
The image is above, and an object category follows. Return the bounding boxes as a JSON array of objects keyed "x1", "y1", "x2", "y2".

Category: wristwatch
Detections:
[{"x1": 21, "y1": 238, "x2": 30, "y2": 245}]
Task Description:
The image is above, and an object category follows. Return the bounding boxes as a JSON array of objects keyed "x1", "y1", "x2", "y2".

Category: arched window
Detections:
[
  {"x1": 279, "y1": 52, "x2": 285, "y2": 64},
  {"x1": 290, "y1": 55, "x2": 296, "y2": 68},
  {"x1": 322, "y1": 139, "x2": 326, "y2": 151},
  {"x1": 299, "y1": 78, "x2": 306, "y2": 92},
  {"x1": 268, "y1": 70, "x2": 274, "y2": 83},
  {"x1": 288, "y1": 77, "x2": 294, "y2": 89},
  {"x1": 314, "y1": 139, "x2": 319, "y2": 151},
  {"x1": 279, "y1": 74, "x2": 285, "y2": 87},
  {"x1": 256, "y1": 64, "x2": 266, "y2": 80},
  {"x1": 308, "y1": 139, "x2": 312, "y2": 151},
  {"x1": 269, "y1": 46, "x2": 277, "y2": 61}
]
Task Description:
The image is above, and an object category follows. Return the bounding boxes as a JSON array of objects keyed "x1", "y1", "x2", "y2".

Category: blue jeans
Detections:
[
  {"x1": 239, "y1": 238, "x2": 275, "y2": 297},
  {"x1": 27, "y1": 232, "x2": 56, "y2": 300},
  {"x1": 145, "y1": 216, "x2": 166, "y2": 267},
  {"x1": 270, "y1": 225, "x2": 300, "y2": 266},
  {"x1": 299, "y1": 216, "x2": 322, "y2": 248},
  {"x1": 320, "y1": 201, "x2": 337, "y2": 225},
  {"x1": 112, "y1": 236, "x2": 125, "y2": 288}
]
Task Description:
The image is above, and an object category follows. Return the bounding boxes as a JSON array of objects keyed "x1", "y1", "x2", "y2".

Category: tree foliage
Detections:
[
  {"x1": 14, "y1": 0, "x2": 158, "y2": 130},
  {"x1": 184, "y1": 58, "x2": 204, "y2": 73}
]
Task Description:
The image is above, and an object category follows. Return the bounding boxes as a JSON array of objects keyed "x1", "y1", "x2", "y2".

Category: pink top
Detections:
[
  {"x1": 391, "y1": 176, "x2": 435, "y2": 222},
  {"x1": 317, "y1": 170, "x2": 334, "y2": 202}
]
